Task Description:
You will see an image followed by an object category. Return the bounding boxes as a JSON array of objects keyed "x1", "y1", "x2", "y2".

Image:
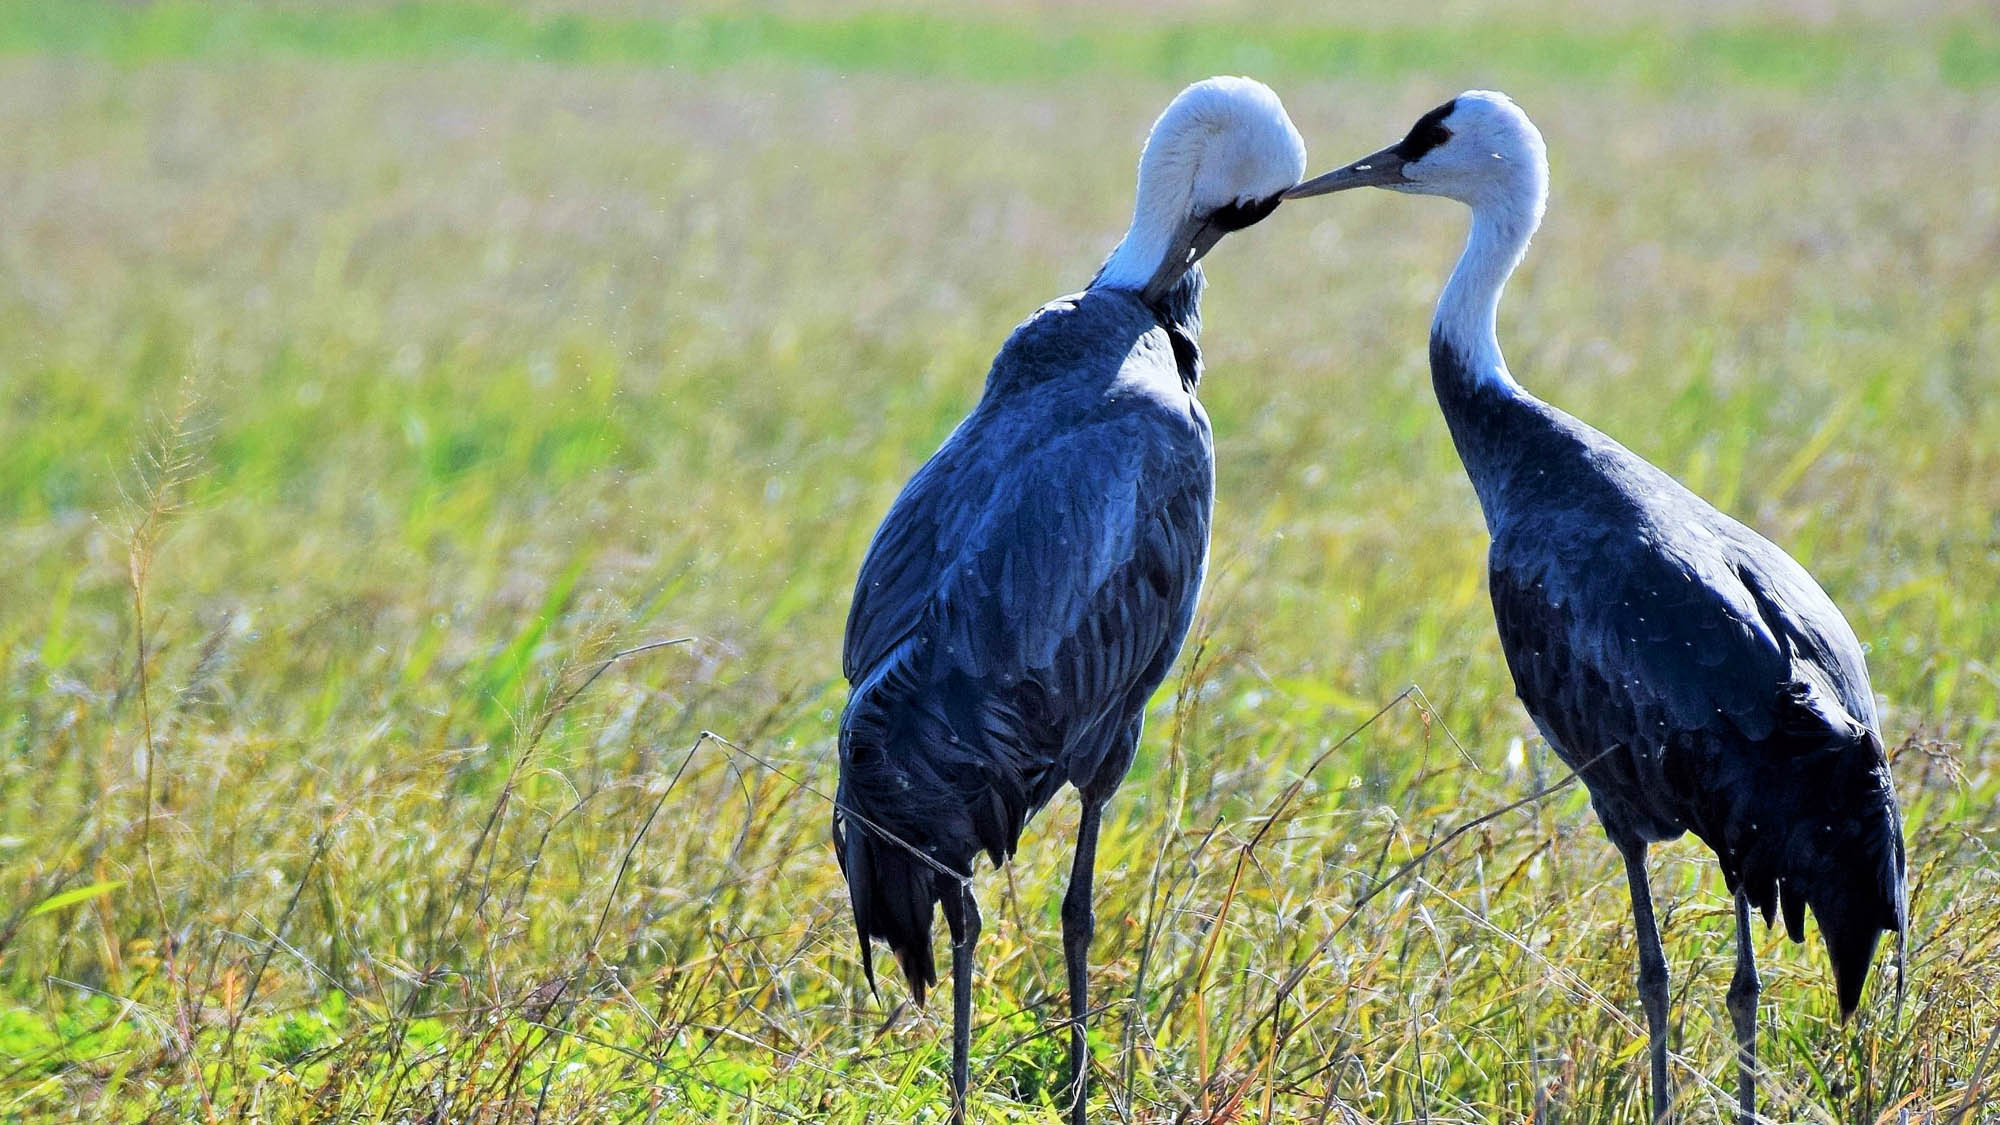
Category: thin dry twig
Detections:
[{"x1": 1954, "y1": 1017, "x2": 2000, "y2": 1125}]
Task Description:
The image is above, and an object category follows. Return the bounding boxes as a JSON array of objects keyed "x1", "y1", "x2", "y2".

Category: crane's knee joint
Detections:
[
  {"x1": 1637, "y1": 959, "x2": 1668, "y2": 994},
  {"x1": 1061, "y1": 894, "x2": 1094, "y2": 940},
  {"x1": 945, "y1": 889, "x2": 982, "y2": 950},
  {"x1": 1727, "y1": 971, "x2": 1759, "y2": 1015}
]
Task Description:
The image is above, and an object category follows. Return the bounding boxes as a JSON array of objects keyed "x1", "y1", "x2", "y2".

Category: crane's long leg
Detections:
[
  {"x1": 1619, "y1": 839, "x2": 1672, "y2": 1125},
  {"x1": 1061, "y1": 797, "x2": 1106, "y2": 1125},
  {"x1": 1727, "y1": 889, "x2": 1760, "y2": 1125},
  {"x1": 941, "y1": 877, "x2": 982, "y2": 1125}
]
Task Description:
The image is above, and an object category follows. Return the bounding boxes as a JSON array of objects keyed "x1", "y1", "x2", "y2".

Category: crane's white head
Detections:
[
  {"x1": 1094, "y1": 76, "x2": 1307, "y2": 305},
  {"x1": 1286, "y1": 91, "x2": 1547, "y2": 223},
  {"x1": 1287, "y1": 92, "x2": 1548, "y2": 390}
]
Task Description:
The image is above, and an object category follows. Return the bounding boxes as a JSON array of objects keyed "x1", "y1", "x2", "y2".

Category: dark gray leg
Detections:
[
  {"x1": 1061, "y1": 798, "x2": 1106, "y2": 1125},
  {"x1": 942, "y1": 878, "x2": 982, "y2": 1125},
  {"x1": 1619, "y1": 840, "x2": 1672, "y2": 1125},
  {"x1": 1727, "y1": 890, "x2": 1760, "y2": 1125}
]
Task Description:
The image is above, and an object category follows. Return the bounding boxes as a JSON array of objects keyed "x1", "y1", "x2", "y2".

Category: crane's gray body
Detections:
[
  {"x1": 1286, "y1": 89, "x2": 1909, "y2": 1122},
  {"x1": 1432, "y1": 332, "x2": 1906, "y2": 1012},
  {"x1": 835, "y1": 272, "x2": 1212, "y2": 996}
]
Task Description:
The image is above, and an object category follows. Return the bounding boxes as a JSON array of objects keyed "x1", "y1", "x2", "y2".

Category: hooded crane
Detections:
[
  {"x1": 835, "y1": 77, "x2": 1306, "y2": 1125},
  {"x1": 1286, "y1": 92, "x2": 1906, "y2": 1124}
]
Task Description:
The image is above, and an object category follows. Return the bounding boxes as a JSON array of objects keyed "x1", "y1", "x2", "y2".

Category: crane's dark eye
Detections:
[
  {"x1": 1393, "y1": 99, "x2": 1457, "y2": 161},
  {"x1": 1205, "y1": 193, "x2": 1283, "y2": 233}
]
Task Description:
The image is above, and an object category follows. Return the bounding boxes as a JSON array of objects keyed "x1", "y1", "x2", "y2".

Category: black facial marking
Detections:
[
  {"x1": 1205, "y1": 193, "x2": 1284, "y2": 233},
  {"x1": 1391, "y1": 98, "x2": 1457, "y2": 162}
]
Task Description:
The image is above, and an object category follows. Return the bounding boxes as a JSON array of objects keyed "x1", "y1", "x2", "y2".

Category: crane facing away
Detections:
[
  {"x1": 1286, "y1": 91, "x2": 1907, "y2": 1124},
  {"x1": 836, "y1": 77, "x2": 1306, "y2": 1124}
]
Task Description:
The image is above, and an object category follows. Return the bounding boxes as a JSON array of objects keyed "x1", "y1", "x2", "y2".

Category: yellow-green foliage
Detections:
[{"x1": 1, "y1": 2, "x2": 1996, "y2": 1122}]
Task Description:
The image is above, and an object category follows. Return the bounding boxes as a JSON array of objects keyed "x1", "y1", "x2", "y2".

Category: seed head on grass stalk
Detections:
[{"x1": 111, "y1": 373, "x2": 213, "y2": 1116}]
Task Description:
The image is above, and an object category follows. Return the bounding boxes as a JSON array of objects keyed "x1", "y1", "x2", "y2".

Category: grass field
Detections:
[{"x1": 2, "y1": 1, "x2": 1998, "y2": 1121}]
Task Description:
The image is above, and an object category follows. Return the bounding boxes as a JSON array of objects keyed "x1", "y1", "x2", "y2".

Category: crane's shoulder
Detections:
[
  {"x1": 989, "y1": 288, "x2": 1201, "y2": 401},
  {"x1": 842, "y1": 386, "x2": 1211, "y2": 687}
]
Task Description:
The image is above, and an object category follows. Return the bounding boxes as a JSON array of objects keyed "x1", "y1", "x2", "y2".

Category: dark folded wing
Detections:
[
  {"x1": 847, "y1": 406, "x2": 1209, "y2": 723},
  {"x1": 1717, "y1": 519, "x2": 1877, "y2": 732},
  {"x1": 1491, "y1": 518, "x2": 1795, "y2": 748},
  {"x1": 838, "y1": 395, "x2": 1209, "y2": 878},
  {"x1": 842, "y1": 424, "x2": 989, "y2": 687}
]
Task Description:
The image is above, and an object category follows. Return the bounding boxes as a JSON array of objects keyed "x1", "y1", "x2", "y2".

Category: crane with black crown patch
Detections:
[{"x1": 1288, "y1": 91, "x2": 1907, "y2": 1124}]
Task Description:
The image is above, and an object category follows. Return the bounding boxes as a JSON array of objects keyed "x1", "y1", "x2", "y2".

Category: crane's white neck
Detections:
[
  {"x1": 1433, "y1": 197, "x2": 1538, "y2": 392},
  {"x1": 1086, "y1": 77, "x2": 1305, "y2": 302},
  {"x1": 1093, "y1": 165, "x2": 1196, "y2": 295}
]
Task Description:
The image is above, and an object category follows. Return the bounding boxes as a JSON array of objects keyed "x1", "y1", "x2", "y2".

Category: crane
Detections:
[
  {"x1": 1286, "y1": 90, "x2": 1907, "y2": 1123},
  {"x1": 836, "y1": 76, "x2": 1307, "y2": 1124}
]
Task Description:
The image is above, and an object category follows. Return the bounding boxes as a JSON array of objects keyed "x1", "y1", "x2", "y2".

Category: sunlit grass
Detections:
[
  {"x1": 1, "y1": 3, "x2": 1997, "y2": 1123},
  {"x1": 0, "y1": 0, "x2": 1996, "y2": 90}
]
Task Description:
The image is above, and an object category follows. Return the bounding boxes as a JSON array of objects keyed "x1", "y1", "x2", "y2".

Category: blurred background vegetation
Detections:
[{"x1": 0, "y1": 1, "x2": 1995, "y2": 1121}]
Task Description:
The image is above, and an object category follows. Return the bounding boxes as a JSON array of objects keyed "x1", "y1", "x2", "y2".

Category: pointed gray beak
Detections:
[
  {"x1": 1139, "y1": 212, "x2": 1227, "y2": 305},
  {"x1": 1284, "y1": 145, "x2": 1409, "y2": 198}
]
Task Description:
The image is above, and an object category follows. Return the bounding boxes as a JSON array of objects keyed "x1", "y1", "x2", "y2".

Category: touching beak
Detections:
[
  {"x1": 1136, "y1": 191, "x2": 1287, "y2": 305},
  {"x1": 1139, "y1": 212, "x2": 1229, "y2": 305},
  {"x1": 1284, "y1": 145, "x2": 1409, "y2": 198}
]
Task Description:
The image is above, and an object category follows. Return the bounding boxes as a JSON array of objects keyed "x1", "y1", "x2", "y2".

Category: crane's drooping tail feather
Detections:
[
  {"x1": 834, "y1": 685, "x2": 1008, "y2": 1005},
  {"x1": 1752, "y1": 726, "x2": 1908, "y2": 1019},
  {"x1": 1806, "y1": 850, "x2": 1903, "y2": 1019},
  {"x1": 833, "y1": 808, "x2": 941, "y2": 1002}
]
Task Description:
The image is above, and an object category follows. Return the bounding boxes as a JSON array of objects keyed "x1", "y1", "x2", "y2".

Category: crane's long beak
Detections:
[
  {"x1": 1284, "y1": 145, "x2": 1409, "y2": 198},
  {"x1": 1139, "y1": 213, "x2": 1229, "y2": 305},
  {"x1": 1138, "y1": 192, "x2": 1287, "y2": 305}
]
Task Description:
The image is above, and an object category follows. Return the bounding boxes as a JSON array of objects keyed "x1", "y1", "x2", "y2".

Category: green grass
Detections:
[
  {"x1": 2, "y1": 2, "x2": 1998, "y2": 1122},
  {"x1": 0, "y1": 0, "x2": 1996, "y2": 90}
]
